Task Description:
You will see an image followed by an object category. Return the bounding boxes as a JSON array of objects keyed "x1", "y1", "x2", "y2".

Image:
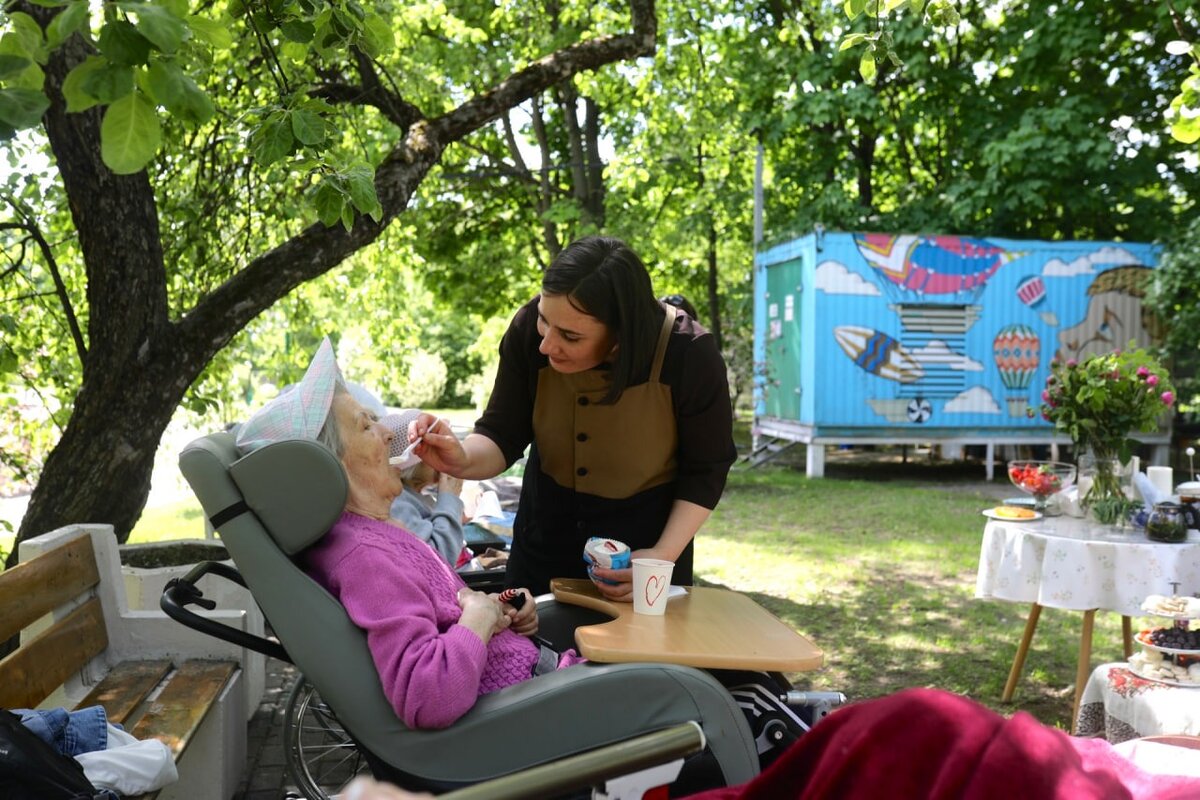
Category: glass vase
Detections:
[{"x1": 1077, "y1": 447, "x2": 1134, "y2": 525}]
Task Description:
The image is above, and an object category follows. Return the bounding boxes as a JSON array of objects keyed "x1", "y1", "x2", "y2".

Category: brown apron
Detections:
[{"x1": 532, "y1": 304, "x2": 679, "y2": 498}]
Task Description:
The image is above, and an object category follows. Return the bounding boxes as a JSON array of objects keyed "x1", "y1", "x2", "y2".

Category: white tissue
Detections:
[{"x1": 1134, "y1": 471, "x2": 1167, "y2": 509}]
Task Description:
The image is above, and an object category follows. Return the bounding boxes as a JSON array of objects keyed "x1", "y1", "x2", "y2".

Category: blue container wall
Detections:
[{"x1": 755, "y1": 232, "x2": 1161, "y2": 434}]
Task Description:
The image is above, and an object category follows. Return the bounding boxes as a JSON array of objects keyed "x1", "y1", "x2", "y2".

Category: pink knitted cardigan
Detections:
[{"x1": 304, "y1": 512, "x2": 583, "y2": 729}]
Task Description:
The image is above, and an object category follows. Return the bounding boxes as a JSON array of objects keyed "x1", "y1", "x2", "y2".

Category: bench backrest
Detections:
[{"x1": 0, "y1": 536, "x2": 108, "y2": 708}]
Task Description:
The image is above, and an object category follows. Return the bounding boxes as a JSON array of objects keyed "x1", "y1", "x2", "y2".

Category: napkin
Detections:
[{"x1": 1134, "y1": 471, "x2": 1167, "y2": 509}]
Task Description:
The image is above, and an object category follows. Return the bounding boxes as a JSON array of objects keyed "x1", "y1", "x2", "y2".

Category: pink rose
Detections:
[
  {"x1": 1042, "y1": 390, "x2": 1051, "y2": 402},
  {"x1": 1042, "y1": 409, "x2": 1052, "y2": 421},
  {"x1": 1046, "y1": 374, "x2": 1056, "y2": 385},
  {"x1": 1162, "y1": 391, "x2": 1175, "y2": 406},
  {"x1": 1147, "y1": 374, "x2": 1159, "y2": 387},
  {"x1": 1137, "y1": 366, "x2": 1149, "y2": 378},
  {"x1": 1066, "y1": 359, "x2": 1077, "y2": 368}
]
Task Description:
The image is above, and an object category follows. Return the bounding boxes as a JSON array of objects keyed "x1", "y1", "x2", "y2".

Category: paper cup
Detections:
[{"x1": 632, "y1": 558, "x2": 675, "y2": 616}]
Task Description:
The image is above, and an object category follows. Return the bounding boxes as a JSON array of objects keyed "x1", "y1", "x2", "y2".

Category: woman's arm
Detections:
[
  {"x1": 412, "y1": 426, "x2": 508, "y2": 480},
  {"x1": 590, "y1": 500, "x2": 711, "y2": 602}
]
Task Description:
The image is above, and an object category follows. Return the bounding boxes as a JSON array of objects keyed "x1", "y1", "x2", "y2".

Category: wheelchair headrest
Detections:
[{"x1": 181, "y1": 432, "x2": 348, "y2": 555}]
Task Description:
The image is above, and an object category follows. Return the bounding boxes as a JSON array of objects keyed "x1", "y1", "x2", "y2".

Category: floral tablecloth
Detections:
[
  {"x1": 975, "y1": 517, "x2": 1200, "y2": 617},
  {"x1": 1077, "y1": 662, "x2": 1200, "y2": 743}
]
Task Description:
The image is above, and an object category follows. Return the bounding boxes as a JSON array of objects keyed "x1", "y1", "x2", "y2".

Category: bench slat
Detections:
[
  {"x1": 77, "y1": 660, "x2": 173, "y2": 726},
  {"x1": 0, "y1": 535, "x2": 100, "y2": 642},
  {"x1": 0, "y1": 598, "x2": 108, "y2": 709},
  {"x1": 129, "y1": 660, "x2": 237, "y2": 760}
]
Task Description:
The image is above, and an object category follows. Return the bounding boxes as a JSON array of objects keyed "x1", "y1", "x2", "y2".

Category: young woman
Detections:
[{"x1": 412, "y1": 236, "x2": 736, "y2": 599}]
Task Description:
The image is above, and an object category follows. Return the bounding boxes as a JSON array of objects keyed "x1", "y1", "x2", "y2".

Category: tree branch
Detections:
[
  {"x1": 311, "y1": 49, "x2": 427, "y2": 130},
  {"x1": 2, "y1": 214, "x2": 87, "y2": 362},
  {"x1": 431, "y1": 0, "x2": 656, "y2": 143}
]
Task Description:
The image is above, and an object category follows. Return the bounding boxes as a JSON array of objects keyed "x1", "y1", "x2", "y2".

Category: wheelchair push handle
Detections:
[{"x1": 160, "y1": 560, "x2": 292, "y2": 663}]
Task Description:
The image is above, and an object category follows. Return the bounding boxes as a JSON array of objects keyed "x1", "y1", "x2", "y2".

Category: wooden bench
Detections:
[{"x1": 0, "y1": 525, "x2": 249, "y2": 800}]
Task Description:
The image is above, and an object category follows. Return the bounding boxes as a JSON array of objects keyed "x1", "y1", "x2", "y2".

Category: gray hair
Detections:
[{"x1": 316, "y1": 382, "x2": 349, "y2": 457}]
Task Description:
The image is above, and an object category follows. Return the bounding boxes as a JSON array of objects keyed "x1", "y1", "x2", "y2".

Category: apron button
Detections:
[
  {"x1": 578, "y1": 397, "x2": 589, "y2": 406},
  {"x1": 577, "y1": 467, "x2": 588, "y2": 477},
  {"x1": 577, "y1": 433, "x2": 588, "y2": 442}
]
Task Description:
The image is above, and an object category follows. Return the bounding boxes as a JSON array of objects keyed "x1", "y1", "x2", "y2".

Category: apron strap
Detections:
[{"x1": 649, "y1": 303, "x2": 677, "y2": 383}]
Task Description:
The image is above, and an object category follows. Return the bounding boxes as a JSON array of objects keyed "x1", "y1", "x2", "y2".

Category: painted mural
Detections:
[{"x1": 769, "y1": 231, "x2": 1161, "y2": 430}]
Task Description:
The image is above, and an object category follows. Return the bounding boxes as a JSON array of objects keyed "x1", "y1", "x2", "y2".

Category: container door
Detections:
[{"x1": 763, "y1": 257, "x2": 803, "y2": 421}]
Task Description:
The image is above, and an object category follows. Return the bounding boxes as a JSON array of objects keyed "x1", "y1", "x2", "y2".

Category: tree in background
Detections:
[{"x1": 0, "y1": 0, "x2": 658, "y2": 563}]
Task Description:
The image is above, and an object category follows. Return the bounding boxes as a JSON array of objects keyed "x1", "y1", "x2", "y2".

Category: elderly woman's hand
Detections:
[
  {"x1": 456, "y1": 587, "x2": 511, "y2": 642},
  {"x1": 499, "y1": 588, "x2": 538, "y2": 636}
]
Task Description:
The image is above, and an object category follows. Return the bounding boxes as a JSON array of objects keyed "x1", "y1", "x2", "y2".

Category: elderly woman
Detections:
[{"x1": 236, "y1": 339, "x2": 584, "y2": 730}]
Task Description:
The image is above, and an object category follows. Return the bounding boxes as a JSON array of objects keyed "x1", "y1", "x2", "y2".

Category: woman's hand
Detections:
[
  {"x1": 411, "y1": 413, "x2": 468, "y2": 475},
  {"x1": 498, "y1": 588, "x2": 538, "y2": 636},
  {"x1": 456, "y1": 587, "x2": 510, "y2": 642}
]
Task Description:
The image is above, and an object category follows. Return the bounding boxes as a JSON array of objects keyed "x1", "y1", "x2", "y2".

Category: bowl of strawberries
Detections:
[{"x1": 1007, "y1": 461, "x2": 1076, "y2": 516}]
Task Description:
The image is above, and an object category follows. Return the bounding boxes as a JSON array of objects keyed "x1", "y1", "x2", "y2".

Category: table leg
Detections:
[
  {"x1": 1122, "y1": 615, "x2": 1133, "y2": 659},
  {"x1": 1071, "y1": 609, "x2": 1097, "y2": 735},
  {"x1": 1002, "y1": 602, "x2": 1042, "y2": 703}
]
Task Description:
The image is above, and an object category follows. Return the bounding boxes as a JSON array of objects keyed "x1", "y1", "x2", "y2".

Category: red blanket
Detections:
[{"x1": 689, "y1": 688, "x2": 1200, "y2": 799}]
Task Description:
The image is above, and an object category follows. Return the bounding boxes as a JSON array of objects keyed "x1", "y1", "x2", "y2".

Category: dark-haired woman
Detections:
[{"x1": 413, "y1": 236, "x2": 736, "y2": 600}]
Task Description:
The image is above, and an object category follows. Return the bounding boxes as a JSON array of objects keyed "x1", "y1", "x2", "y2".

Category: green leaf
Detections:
[
  {"x1": 311, "y1": 179, "x2": 344, "y2": 226},
  {"x1": 280, "y1": 20, "x2": 315, "y2": 43},
  {"x1": 46, "y1": 1, "x2": 89, "y2": 49},
  {"x1": 98, "y1": 20, "x2": 153, "y2": 66},
  {"x1": 61, "y1": 55, "x2": 106, "y2": 111},
  {"x1": 100, "y1": 91, "x2": 161, "y2": 174},
  {"x1": 123, "y1": 3, "x2": 189, "y2": 53},
  {"x1": 344, "y1": 164, "x2": 381, "y2": 220},
  {"x1": 859, "y1": 50, "x2": 877, "y2": 82},
  {"x1": 0, "y1": 55, "x2": 32, "y2": 81},
  {"x1": 908, "y1": 0, "x2": 925, "y2": 12},
  {"x1": 5, "y1": 13, "x2": 47, "y2": 64},
  {"x1": 251, "y1": 115, "x2": 294, "y2": 165},
  {"x1": 839, "y1": 33, "x2": 868, "y2": 51},
  {"x1": 340, "y1": 202, "x2": 355, "y2": 231},
  {"x1": 81, "y1": 62, "x2": 136, "y2": 104},
  {"x1": 189, "y1": 17, "x2": 235, "y2": 49},
  {"x1": 290, "y1": 108, "x2": 325, "y2": 145},
  {"x1": 844, "y1": 0, "x2": 869, "y2": 20},
  {"x1": 0, "y1": 87, "x2": 50, "y2": 129},
  {"x1": 172, "y1": 74, "x2": 214, "y2": 126},
  {"x1": 143, "y1": 59, "x2": 186, "y2": 107},
  {"x1": 360, "y1": 13, "x2": 392, "y2": 57}
]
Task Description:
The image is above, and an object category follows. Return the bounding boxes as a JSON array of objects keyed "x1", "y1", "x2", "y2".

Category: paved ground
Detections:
[{"x1": 234, "y1": 654, "x2": 304, "y2": 799}]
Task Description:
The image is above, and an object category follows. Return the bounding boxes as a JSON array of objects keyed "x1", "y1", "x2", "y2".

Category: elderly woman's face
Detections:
[{"x1": 332, "y1": 392, "x2": 405, "y2": 500}]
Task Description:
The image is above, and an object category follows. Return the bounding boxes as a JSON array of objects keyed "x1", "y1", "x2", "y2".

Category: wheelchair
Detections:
[{"x1": 163, "y1": 431, "x2": 773, "y2": 798}]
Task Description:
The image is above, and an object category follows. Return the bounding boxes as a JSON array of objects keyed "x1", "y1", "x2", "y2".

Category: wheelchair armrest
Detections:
[
  {"x1": 161, "y1": 560, "x2": 291, "y2": 662},
  {"x1": 439, "y1": 721, "x2": 704, "y2": 800}
]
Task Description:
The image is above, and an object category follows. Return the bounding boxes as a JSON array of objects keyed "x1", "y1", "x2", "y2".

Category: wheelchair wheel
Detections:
[{"x1": 283, "y1": 675, "x2": 369, "y2": 799}]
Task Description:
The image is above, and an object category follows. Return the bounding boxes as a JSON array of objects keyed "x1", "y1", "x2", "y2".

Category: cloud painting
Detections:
[
  {"x1": 1042, "y1": 246, "x2": 1143, "y2": 278},
  {"x1": 944, "y1": 386, "x2": 1001, "y2": 414},
  {"x1": 911, "y1": 340, "x2": 984, "y2": 371},
  {"x1": 815, "y1": 260, "x2": 881, "y2": 296}
]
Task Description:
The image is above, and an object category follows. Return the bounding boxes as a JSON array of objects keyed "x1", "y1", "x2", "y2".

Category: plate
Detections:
[
  {"x1": 982, "y1": 507, "x2": 1043, "y2": 521},
  {"x1": 1135, "y1": 630, "x2": 1200, "y2": 656},
  {"x1": 1127, "y1": 661, "x2": 1200, "y2": 688}
]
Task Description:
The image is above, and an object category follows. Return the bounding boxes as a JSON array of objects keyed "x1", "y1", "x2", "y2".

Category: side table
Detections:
[{"x1": 1076, "y1": 662, "x2": 1200, "y2": 743}]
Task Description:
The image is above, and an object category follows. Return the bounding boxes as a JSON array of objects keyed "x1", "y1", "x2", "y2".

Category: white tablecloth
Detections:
[
  {"x1": 1077, "y1": 662, "x2": 1200, "y2": 743},
  {"x1": 975, "y1": 517, "x2": 1200, "y2": 617}
]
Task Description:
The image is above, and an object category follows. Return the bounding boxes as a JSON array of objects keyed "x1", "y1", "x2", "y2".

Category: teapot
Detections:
[{"x1": 1147, "y1": 502, "x2": 1189, "y2": 543}]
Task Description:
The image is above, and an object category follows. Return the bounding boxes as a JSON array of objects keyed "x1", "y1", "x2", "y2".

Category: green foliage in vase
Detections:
[{"x1": 1037, "y1": 345, "x2": 1176, "y2": 520}]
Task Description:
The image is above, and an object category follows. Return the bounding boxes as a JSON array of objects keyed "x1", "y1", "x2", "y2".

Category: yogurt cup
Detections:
[{"x1": 583, "y1": 537, "x2": 631, "y2": 585}]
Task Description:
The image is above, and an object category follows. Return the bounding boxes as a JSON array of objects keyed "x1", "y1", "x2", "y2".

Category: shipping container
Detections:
[{"x1": 752, "y1": 229, "x2": 1170, "y2": 477}]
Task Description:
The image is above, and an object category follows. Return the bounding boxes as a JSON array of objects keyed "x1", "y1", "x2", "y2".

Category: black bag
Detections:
[{"x1": 0, "y1": 709, "x2": 104, "y2": 800}]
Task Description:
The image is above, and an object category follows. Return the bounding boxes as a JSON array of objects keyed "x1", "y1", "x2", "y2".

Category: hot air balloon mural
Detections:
[
  {"x1": 853, "y1": 234, "x2": 1026, "y2": 343},
  {"x1": 1016, "y1": 276, "x2": 1059, "y2": 326},
  {"x1": 993, "y1": 324, "x2": 1040, "y2": 417},
  {"x1": 834, "y1": 326, "x2": 925, "y2": 384}
]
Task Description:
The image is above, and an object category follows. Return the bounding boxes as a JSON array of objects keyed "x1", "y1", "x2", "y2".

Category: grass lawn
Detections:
[{"x1": 699, "y1": 454, "x2": 1129, "y2": 730}]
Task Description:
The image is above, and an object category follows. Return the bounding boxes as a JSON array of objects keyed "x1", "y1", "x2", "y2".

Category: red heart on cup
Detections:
[{"x1": 645, "y1": 575, "x2": 666, "y2": 607}]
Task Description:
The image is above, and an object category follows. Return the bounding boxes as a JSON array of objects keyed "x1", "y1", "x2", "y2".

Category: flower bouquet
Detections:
[{"x1": 1036, "y1": 345, "x2": 1175, "y2": 525}]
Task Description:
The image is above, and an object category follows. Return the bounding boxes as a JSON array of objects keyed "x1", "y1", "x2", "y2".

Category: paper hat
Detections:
[{"x1": 236, "y1": 337, "x2": 345, "y2": 454}]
